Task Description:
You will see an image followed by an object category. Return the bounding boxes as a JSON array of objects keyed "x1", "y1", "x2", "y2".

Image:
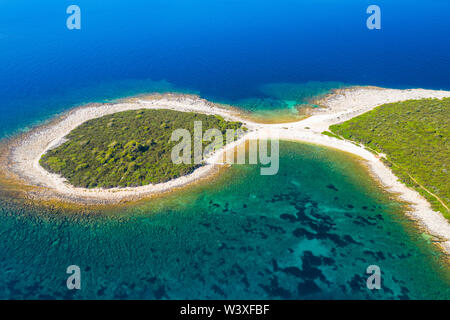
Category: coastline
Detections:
[
  {"x1": 1, "y1": 87, "x2": 450, "y2": 254},
  {"x1": 266, "y1": 87, "x2": 450, "y2": 254},
  {"x1": 2, "y1": 93, "x2": 258, "y2": 204}
]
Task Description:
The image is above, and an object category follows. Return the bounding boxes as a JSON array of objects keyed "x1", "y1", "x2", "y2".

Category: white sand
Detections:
[{"x1": 4, "y1": 88, "x2": 450, "y2": 253}]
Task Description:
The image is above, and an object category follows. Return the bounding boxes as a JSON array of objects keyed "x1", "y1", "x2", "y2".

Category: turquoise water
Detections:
[
  {"x1": 0, "y1": 142, "x2": 448, "y2": 299},
  {"x1": 217, "y1": 81, "x2": 351, "y2": 121}
]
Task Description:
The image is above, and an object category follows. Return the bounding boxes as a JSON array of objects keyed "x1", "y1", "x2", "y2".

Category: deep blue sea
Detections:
[
  {"x1": 0, "y1": 0, "x2": 449, "y2": 299},
  {"x1": 1, "y1": 0, "x2": 450, "y2": 137}
]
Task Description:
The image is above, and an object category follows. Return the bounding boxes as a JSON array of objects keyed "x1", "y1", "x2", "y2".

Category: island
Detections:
[{"x1": 40, "y1": 109, "x2": 244, "y2": 188}]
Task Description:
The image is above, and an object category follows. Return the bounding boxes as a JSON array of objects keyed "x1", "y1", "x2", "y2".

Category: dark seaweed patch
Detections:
[
  {"x1": 211, "y1": 284, "x2": 226, "y2": 297},
  {"x1": 326, "y1": 184, "x2": 339, "y2": 192},
  {"x1": 280, "y1": 213, "x2": 297, "y2": 222},
  {"x1": 259, "y1": 276, "x2": 292, "y2": 299},
  {"x1": 297, "y1": 280, "x2": 321, "y2": 296}
]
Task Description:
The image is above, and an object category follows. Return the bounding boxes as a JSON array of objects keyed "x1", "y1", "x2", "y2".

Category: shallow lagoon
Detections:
[{"x1": 0, "y1": 141, "x2": 448, "y2": 299}]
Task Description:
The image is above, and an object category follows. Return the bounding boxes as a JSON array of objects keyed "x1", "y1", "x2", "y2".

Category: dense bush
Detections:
[
  {"x1": 330, "y1": 98, "x2": 449, "y2": 217},
  {"x1": 40, "y1": 109, "x2": 244, "y2": 188}
]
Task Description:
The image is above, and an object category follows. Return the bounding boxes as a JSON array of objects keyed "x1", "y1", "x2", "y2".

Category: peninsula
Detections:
[{"x1": 2, "y1": 88, "x2": 450, "y2": 254}]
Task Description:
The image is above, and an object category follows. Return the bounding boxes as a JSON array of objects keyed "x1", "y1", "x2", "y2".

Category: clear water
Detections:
[{"x1": 0, "y1": 142, "x2": 448, "y2": 299}]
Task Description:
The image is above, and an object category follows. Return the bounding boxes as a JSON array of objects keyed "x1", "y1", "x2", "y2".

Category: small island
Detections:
[{"x1": 40, "y1": 109, "x2": 244, "y2": 188}]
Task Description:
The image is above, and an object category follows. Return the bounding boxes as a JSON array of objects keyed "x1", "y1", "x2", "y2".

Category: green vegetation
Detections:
[
  {"x1": 40, "y1": 109, "x2": 244, "y2": 188},
  {"x1": 330, "y1": 98, "x2": 450, "y2": 218},
  {"x1": 321, "y1": 131, "x2": 343, "y2": 140}
]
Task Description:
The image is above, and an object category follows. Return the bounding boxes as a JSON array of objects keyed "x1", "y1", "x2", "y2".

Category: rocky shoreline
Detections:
[{"x1": 1, "y1": 88, "x2": 450, "y2": 255}]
